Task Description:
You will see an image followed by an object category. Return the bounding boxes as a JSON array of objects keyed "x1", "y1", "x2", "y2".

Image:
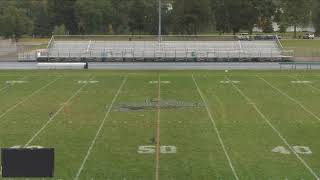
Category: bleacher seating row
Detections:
[{"x1": 37, "y1": 39, "x2": 291, "y2": 62}]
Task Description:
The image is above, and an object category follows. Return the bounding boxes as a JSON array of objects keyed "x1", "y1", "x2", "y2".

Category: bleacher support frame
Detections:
[{"x1": 279, "y1": 62, "x2": 320, "y2": 70}]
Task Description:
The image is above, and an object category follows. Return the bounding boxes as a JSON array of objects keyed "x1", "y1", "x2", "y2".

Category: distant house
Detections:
[
  {"x1": 165, "y1": 1, "x2": 173, "y2": 11},
  {"x1": 253, "y1": 22, "x2": 315, "y2": 32}
]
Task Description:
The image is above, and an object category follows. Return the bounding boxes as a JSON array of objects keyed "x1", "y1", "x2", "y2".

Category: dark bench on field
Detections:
[{"x1": 279, "y1": 62, "x2": 320, "y2": 70}]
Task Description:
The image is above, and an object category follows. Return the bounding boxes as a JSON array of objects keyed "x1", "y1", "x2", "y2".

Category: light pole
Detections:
[{"x1": 158, "y1": 0, "x2": 162, "y2": 43}]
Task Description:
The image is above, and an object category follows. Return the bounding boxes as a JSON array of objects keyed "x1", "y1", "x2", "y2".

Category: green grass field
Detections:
[
  {"x1": 281, "y1": 40, "x2": 320, "y2": 57},
  {"x1": 1, "y1": 70, "x2": 320, "y2": 180}
]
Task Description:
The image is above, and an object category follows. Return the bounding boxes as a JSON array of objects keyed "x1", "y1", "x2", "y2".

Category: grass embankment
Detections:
[{"x1": 281, "y1": 40, "x2": 320, "y2": 57}]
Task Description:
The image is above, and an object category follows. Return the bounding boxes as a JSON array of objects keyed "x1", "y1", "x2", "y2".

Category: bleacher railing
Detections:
[
  {"x1": 41, "y1": 48, "x2": 289, "y2": 59},
  {"x1": 47, "y1": 36, "x2": 55, "y2": 49},
  {"x1": 275, "y1": 35, "x2": 284, "y2": 50},
  {"x1": 52, "y1": 35, "x2": 281, "y2": 42}
]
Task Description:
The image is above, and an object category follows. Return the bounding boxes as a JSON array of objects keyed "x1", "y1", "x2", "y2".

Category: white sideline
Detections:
[
  {"x1": 0, "y1": 76, "x2": 26, "y2": 92},
  {"x1": 257, "y1": 75, "x2": 320, "y2": 123},
  {"x1": 37, "y1": 63, "x2": 86, "y2": 69},
  {"x1": 24, "y1": 76, "x2": 94, "y2": 147},
  {"x1": 75, "y1": 77, "x2": 127, "y2": 180},
  {"x1": 192, "y1": 75, "x2": 239, "y2": 180},
  {"x1": 226, "y1": 77, "x2": 320, "y2": 179},
  {"x1": 155, "y1": 74, "x2": 161, "y2": 180},
  {"x1": 0, "y1": 74, "x2": 22, "y2": 76},
  {"x1": 0, "y1": 77, "x2": 61, "y2": 122}
]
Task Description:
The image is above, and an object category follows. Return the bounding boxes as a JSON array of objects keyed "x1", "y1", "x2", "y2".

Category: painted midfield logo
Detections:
[{"x1": 113, "y1": 98, "x2": 204, "y2": 112}]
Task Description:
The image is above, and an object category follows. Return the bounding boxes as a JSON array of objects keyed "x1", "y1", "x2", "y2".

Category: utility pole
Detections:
[{"x1": 158, "y1": 0, "x2": 162, "y2": 43}]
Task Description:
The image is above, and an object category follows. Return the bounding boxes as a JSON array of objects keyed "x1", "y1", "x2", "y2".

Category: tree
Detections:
[
  {"x1": 312, "y1": 0, "x2": 320, "y2": 35},
  {"x1": 75, "y1": 0, "x2": 112, "y2": 34},
  {"x1": 0, "y1": 0, "x2": 317, "y2": 37},
  {"x1": 128, "y1": 0, "x2": 148, "y2": 34},
  {"x1": 260, "y1": 17, "x2": 274, "y2": 33},
  {"x1": 47, "y1": 0, "x2": 78, "y2": 34},
  {"x1": 215, "y1": 0, "x2": 276, "y2": 34},
  {"x1": 0, "y1": 5, "x2": 33, "y2": 40},
  {"x1": 256, "y1": 0, "x2": 276, "y2": 33},
  {"x1": 239, "y1": 0, "x2": 259, "y2": 34},
  {"x1": 214, "y1": 0, "x2": 231, "y2": 33},
  {"x1": 280, "y1": 0, "x2": 312, "y2": 38},
  {"x1": 109, "y1": 0, "x2": 131, "y2": 34},
  {"x1": 172, "y1": 0, "x2": 211, "y2": 34},
  {"x1": 53, "y1": 24, "x2": 66, "y2": 35},
  {"x1": 127, "y1": 0, "x2": 158, "y2": 35},
  {"x1": 32, "y1": 0, "x2": 51, "y2": 37}
]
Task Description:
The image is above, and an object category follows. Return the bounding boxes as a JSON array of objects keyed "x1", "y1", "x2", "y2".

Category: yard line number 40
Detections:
[{"x1": 272, "y1": 146, "x2": 312, "y2": 155}]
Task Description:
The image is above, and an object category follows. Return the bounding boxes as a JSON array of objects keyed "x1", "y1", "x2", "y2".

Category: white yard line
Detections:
[
  {"x1": 24, "y1": 76, "x2": 94, "y2": 147},
  {"x1": 74, "y1": 77, "x2": 127, "y2": 180},
  {"x1": 0, "y1": 77, "x2": 61, "y2": 122},
  {"x1": 257, "y1": 75, "x2": 320, "y2": 123},
  {"x1": 226, "y1": 77, "x2": 320, "y2": 180},
  {"x1": 192, "y1": 75, "x2": 239, "y2": 180},
  {"x1": 155, "y1": 74, "x2": 161, "y2": 180},
  {"x1": 0, "y1": 74, "x2": 27, "y2": 77},
  {"x1": 0, "y1": 83, "x2": 10, "y2": 92}
]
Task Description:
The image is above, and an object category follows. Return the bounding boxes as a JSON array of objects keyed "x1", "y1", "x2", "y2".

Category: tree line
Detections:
[{"x1": 0, "y1": 0, "x2": 319, "y2": 39}]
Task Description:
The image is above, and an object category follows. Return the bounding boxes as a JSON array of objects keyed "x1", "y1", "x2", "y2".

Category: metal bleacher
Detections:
[{"x1": 37, "y1": 35, "x2": 293, "y2": 62}]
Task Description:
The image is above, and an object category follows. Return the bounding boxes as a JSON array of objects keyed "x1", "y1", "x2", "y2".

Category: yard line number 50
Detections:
[{"x1": 138, "y1": 145, "x2": 177, "y2": 154}]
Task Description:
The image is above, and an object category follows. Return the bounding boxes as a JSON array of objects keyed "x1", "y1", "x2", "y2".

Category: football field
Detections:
[{"x1": 0, "y1": 70, "x2": 320, "y2": 180}]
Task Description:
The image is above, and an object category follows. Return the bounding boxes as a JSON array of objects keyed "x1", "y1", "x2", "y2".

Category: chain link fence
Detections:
[
  {"x1": 285, "y1": 47, "x2": 320, "y2": 61},
  {"x1": 0, "y1": 39, "x2": 18, "y2": 62},
  {"x1": 0, "y1": 38, "x2": 49, "y2": 62}
]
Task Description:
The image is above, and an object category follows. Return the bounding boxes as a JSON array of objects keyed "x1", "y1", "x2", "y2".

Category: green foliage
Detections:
[
  {"x1": 279, "y1": 23, "x2": 288, "y2": 33},
  {"x1": 75, "y1": 0, "x2": 112, "y2": 34},
  {"x1": 47, "y1": 0, "x2": 78, "y2": 34},
  {"x1": 0, "y1": 0, "x2": 317, "y2": 37},
  {"x1": 53, "y1": 24, "x2": 66, "y2": 35},
  {"x1": 109, "y1": 0, "x2": 131, "y2": 34},
  {"x1": 312, "y1": 0, "x2": 320, "y2": 35},
  {"x1": 173, "y1": 0, "x2": 211, "y2": 34},
  {"x1": 215, "y1": 0, "x2": 275, "y2": 34},
  {"x1": 262, "y1": 18, "x2": 274, "y2": 33},
  {"x1": 108, "y1": 24, "x2": 114, "y2": 35},
  {"x1": 32, "y1": 0, "x2": 51, "y2": 37},
  {"x1": 0, "y1": 5, "x2": 33, "y2": 40},
  {"x1": 280, "y1": 0, "x2": 312, "y2": 37},
  {"x1": 128, "y1": 0, "x2": 156, "y2": 34}
]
